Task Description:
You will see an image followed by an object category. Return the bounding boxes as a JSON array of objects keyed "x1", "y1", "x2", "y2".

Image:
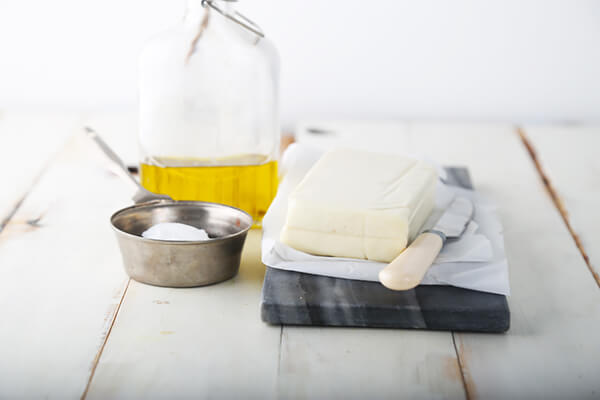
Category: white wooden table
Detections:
[{"x1": 1, "y1": 111, "x2": 599, "y2": 399}]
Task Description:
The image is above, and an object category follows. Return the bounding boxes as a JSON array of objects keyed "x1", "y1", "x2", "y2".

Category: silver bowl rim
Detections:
[{"x1": 110, "y1": 200, "x2": 254, "y2": 245}]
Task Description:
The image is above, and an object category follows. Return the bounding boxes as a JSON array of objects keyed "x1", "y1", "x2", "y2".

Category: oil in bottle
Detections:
[{"x1": 140, "y1": 155, "x2": 278, "y2": 223}]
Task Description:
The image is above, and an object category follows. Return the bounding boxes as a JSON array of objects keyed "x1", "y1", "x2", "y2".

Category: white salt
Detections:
[{"x1": 142, "y1": 222, "x2": 211, "y2": 241}]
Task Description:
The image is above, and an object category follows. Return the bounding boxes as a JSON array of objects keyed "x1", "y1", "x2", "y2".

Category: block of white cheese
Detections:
[{"x1": 280, "y1": 148, "x2": 437, "y2": 262}]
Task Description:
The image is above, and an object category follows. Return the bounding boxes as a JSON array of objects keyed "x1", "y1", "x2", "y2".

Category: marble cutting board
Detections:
[{"x1": 260, "y1": 167, "x2": 510, "y2": 333}]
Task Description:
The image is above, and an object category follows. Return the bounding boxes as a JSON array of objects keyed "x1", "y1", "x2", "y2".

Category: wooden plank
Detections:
[
  {"x1": 276, "y1": 122, "x2": 467, "y2": 399},
  {"x1": 409, "y1": 122, "x2": 600, "y2": 399},
  {"x1": 85, "y1": 230, "x2": 282, "y2": 399},
  {"x1": 278, "y1": 328, "x2": 465, "y2": 400},
  {"x1": 0, "y1": 110, "x2": 77, "y2": 225},
  {"x1": 0, "y1": 132, "x2": 131, "y2": 398},
  {"x1": 521, "y1": 124, "x2": 600, "y2": 285}
]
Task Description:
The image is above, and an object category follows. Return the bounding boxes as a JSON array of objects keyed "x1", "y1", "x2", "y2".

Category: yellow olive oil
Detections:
[{"x1": 140, "y1": 155, "x2": 278, "y2": 224}]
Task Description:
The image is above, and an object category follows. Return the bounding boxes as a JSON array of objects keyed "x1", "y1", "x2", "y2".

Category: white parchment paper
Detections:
[{"x1": 261, "y1": 144, "x2": 510, "y2": 296}]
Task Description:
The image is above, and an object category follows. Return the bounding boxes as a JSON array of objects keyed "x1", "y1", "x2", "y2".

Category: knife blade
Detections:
[
  {"x1": 378, "y1": 196, "x2": 474, "y2": 291},
  {"x1": 430, "y1": 196, "x2": 474, "y2": 240}
]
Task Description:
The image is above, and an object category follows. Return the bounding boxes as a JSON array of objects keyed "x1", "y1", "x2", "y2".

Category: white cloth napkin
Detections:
[{"x1": 262, "y1": 144, "x2": 510, "y2": 296}]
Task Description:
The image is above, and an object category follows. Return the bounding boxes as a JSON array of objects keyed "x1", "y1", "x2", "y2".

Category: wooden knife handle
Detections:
[{"x1": 378, "y1": 232, "x2": 444, "y2": 291}]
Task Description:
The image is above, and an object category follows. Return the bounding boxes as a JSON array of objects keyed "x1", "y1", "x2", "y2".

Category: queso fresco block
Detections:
[{"x1": 280, "y1": 148, "x2": 437, "y2": 262}]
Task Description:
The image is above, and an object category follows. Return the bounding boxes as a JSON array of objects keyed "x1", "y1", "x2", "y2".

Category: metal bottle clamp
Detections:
[{"x1": 201, "y1": 0, "x2": 265, "y2": 38}]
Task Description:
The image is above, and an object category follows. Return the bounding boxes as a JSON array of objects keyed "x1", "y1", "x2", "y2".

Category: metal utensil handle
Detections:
[
  {"x1": 85, "y1": 127, "x2": 140, "y2": 188},
  {"x1": 84, "y1": 127, "x2": 173, "y2": 204},
  {"x1": 202, "y1": 0, "x2": 265, "y2": 38}
]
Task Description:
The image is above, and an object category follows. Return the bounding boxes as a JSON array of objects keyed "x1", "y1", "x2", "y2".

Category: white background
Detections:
[{"x1": 0, "y1": 0, "x2": 599, "y2": 127}]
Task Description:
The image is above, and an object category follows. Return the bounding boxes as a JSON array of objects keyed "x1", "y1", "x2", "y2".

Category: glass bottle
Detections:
[{"x1": 138, "y1": 0, "x2": 280, "y2": 224}]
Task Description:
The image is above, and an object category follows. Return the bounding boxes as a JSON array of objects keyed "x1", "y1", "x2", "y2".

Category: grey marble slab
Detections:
[{"x1": 260, "y1": 167, "x2": 510, "y2": 333}]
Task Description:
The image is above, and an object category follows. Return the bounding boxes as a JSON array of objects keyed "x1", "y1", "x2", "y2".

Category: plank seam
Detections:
[
  {"x1": 0, "y1": 132, "x2": 70, "y2": 235},
  {"x1": 452, "y1": 333, "x2": 473, "y2": 400},
  {"x1": 80, "y1": 278, "x2": 132, "y2": 400},
  {"x1": 0, "y1": 196, "x2": 26, "y2": 234},
  {"x1": 517, "y1": 127, "x2": 600, "y2": 287}
]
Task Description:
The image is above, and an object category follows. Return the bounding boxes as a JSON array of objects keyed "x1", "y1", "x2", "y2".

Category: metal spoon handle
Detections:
[{"x1": 84, "y1": 126, "x2": 173, "y2": 204}]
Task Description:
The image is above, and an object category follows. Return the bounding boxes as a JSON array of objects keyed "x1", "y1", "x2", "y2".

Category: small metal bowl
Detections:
[{"x1": 111, "y1": 200, "x2": 253, "y2": 287}]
